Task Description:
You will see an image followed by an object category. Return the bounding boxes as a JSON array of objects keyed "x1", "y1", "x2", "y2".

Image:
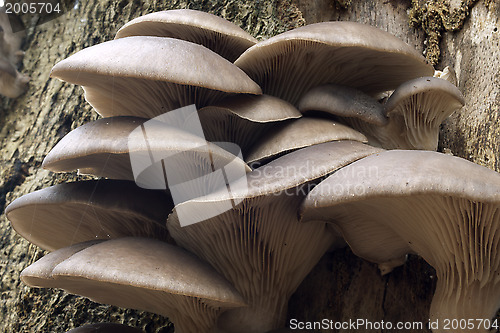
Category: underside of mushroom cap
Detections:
[
  {"x1": 300, "y1": 150, "x2": 500, "y2": 330},
  {"x1": 168, "y1": 141, "x2": 382, "y2": 332},
  {"x1": 382, "y1": 76, "x2": 465, "y2": 150},
  {"x1": 115, "y1": 9, "x2": 257, "y2": 62},
  {"x1": 198, "y1": 94, "x2": 301, "y2": 154},
  {"x1": 50, "y1": 36, "x2": 261, "y2": 118},
  {"x1": 235, "y1": 21, "x2": 433, "y2": 105},
  {"x1": 22, "y1": 238, "x2": 246, "y2": 333},
  {"x1": 5, "y1": 180, "x2": 172, "y2": 251},
  {"x1": 246, "y1": 117, "x2": 368, "y2": 167}
]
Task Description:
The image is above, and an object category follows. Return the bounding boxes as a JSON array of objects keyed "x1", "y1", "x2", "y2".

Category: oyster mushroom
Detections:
[
  {"x1": 22, "y1": 237, "x2": 246, "y2": 333},
  {"x1": 5, "y1": 180, "x2": 172, "y2": 251},
  {"x1": 50, "y1": 36, "x2": 261, "y2": 118},
  {"x1": 168, "y1": 141, "x2": 382, "y2": 332},
  {"x1": 115, "y1": 9, "x2": 257, "y2": 62},
  {"x1": 300, "y1": 150, "x2": 500, "y2": 331},
  {"x1": 235, "y1": 21, "x2": 433, "y2": 105}
]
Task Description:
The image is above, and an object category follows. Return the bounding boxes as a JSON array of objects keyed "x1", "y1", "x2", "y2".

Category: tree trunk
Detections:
[{"x1": 0, "y1": 0, "x2": 497, "y2": 332}]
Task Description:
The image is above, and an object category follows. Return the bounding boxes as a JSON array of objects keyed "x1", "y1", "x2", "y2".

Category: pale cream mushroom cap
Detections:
[
  {"x1": 50, "y1": 36, "x2": 261, "y2": 118},
  {"x1": 115, "y1": 9, "x2": 257, "y2": 62}
]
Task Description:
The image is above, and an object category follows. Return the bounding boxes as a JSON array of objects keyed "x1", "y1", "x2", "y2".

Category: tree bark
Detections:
[{"x1": 0, "y1": 0, "x2": 497, "y2": 332}]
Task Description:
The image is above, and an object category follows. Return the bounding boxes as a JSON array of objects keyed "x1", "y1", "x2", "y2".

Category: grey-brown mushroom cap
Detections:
[
  {"x1": 21, "y1": 240, "x2": 103, "y2": 289},
  {"x1": 298, "y1": 84, "x2": 388, "y2": 126},
  {"x1": 299, "y1": 150, "x2": 500, "y2": 326},
  {"x1": 6, "y1": 180, "x2": 172, "y2": 251},
  {"x1": 384, "y1": 76, "x2": 465, "y2": 115},
  {"x1": 115, "y1": 9, "x2": 257, "y2": 62},
  {"x1": 235, "y1": 21, "x2": 433, "y2": 105},
  {"x1": 168, "y1": 141, "x2": 382, "y2": 332},
  {"x1": 198, "y1": 94, "x2": 302, "y2": 153},
  {"x1": 50, "y1": 36, "x2": 261, "y2": 118},
  {"x1": 42, "y1": 116, "x2": 251, "y2": 182},
  {"x1": 65, "y1": 323, "x2": 145, "y2": 333},
  {"x1": 246, "y1": 117, "x2": 368, "y2": 166}
]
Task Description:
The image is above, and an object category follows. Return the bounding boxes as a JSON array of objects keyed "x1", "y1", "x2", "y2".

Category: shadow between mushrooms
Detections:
[{"x1": 300, "y1": 150, "x2": 500, "y2": 332}]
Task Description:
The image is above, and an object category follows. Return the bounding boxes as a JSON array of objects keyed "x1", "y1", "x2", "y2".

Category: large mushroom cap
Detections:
[
  {"x1": 115, "y1": 9, "x2": 257, "y2": 62},
  {"x1": 42, "y1": 116, "x2": 251, "y2": 192},
  {"x1": 168, "y1": 141, "x2": 382, "y2": 332},
  {"x1": 198, "y1": 94, "x2": 301, "y2": 154},
  {"x1": 50, "y1": 36, "x2": 261, "y2": 118},
  {"x1": 22, "y1": 237, "x2": 246, "y2": 333},
  {"x1": 246, "y1": 117, "x2": 368, "y2": 166},
  {"x1": 5, "y1": 180, "x2": 172, "y2": 251},
  {"x1": 300, "y1": 150, "x2": 500, "y2": 330},
  {"x1": 235, "y1": 21, "x2": 433, "y2": 105}
]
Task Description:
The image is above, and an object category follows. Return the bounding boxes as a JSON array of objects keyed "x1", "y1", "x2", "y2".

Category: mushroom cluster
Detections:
[{"x1": 6, "y1": 8, "x2": 500, "y2": 333}]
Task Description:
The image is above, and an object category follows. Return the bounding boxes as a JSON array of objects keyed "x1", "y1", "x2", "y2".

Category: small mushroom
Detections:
[
  {"x1": 50, "y1": 36, "x2": 261, "y2": 118},
  {"x1": 235, "y1": 21, "x2": 433, "y2": 105},
  {"x1": 22, "y1": 237, "x2": 246, "y2": 333},
  {"x1": 42, "y1": 116, "x2": 251, "y2": 193},
  {"x1": 168, "y1": 141, "x2": 382, "y2": 332},
  {"x1": 300, "y1": 150, "x2": 500, "y2": 331},
  {"x1": 5, "y1": 180, "x2": 172, "y2": 251},
  {"x1": 246, "y1": 117, "x2": 368, "y2": 166},
  {"x1": 198, "y1": 94, "x2": 302, "y2": 154},
  {"x1": 66, "y1": 323, "x2": 145, "y2": 333},
  {"x1": 115, "y1": 9, "x2": 257, "y2": 62}
]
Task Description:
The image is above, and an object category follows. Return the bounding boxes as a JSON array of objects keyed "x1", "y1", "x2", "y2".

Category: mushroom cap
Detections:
[
  {"x1": 382, "y1": 76, "x2": 465, "y2": 150},
  {"x1": 167, "y1": 141, "x2": 382, "y2": 331},
  {"x1": 235, "y1": 21, "x2": 433, "y2": 105},
  {"x1": 298, "y1": 84, "x2": 388, "y2": 126},
  {"x1": 22, "y1": 237, "x2": 246, "y2": 333},
  {"x1": 42, "y1": 116, "x2": 251, "y2": 191},
  {"x1": 50, "y1": 36, "x2": 262, "y2": 118},
  {"x1": 198, "y1": 94, "x2": 301, "y2": 153},
  {"x1": 115, "y1": 9, "x2": 257, "y2": 62},
  {"x1": 65, "y1": 323, "x2": 145, "y2": 333},
  {"x1": 5, "y1": 180, "x2": 172, "y2": 251},
  {"x1": 246, "y1": 117, "x2": 368, "y2": 166},
  {"x1": 300, "y1": 150, "x2": 500, "y2": 322}
]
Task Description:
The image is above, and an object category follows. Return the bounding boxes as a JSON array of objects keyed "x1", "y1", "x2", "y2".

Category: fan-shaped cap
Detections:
[
  {"x1": 235, "y1": 21, "x2": 433, "y2": 105},
  {"x1": 42, "y1": 116, "x2": 251, "y2": 185},
  {"x1": 115, "y1": 9, "x2": 257, "y2": 62},
  {"x1": 198, "y1": 94, "x2": 301, "y2": 153},
  {"x1": 5, "y1": 180, "x2": 172, "y2": 251},
  {"x1": 66, "y1": 323, "x2": 145, "y2": 333},
  {"x1": 246, "y1": 117, "x2": 367, "y2": 166},
  {"x1": 22, "y1": 237, "x2": 246, "y2": 333},
  {"x1": 50, "y1": 36, "x2": 261, "y2": 118},
  {"x1": 300, "y1": 150, "x2": 500, "y2": 329},
  {"x1": 382, "y1": 76, "x2": 464, "y2": 150},
  {"x1": 298, "y1": 84, "x2": 388, "y2": 126},
  {"x1": 168, "y1": 141, "x2": 382, "y2": 332}
]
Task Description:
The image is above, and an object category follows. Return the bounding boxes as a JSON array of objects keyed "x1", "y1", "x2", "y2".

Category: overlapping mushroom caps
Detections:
[
  {"x1": 300, "y1": 151, "x2": 500, "y2": 332},
  {"x1": 167, "y1": 141, "x2": 382, "y2": 332},
  {"x1": 5, "y1": 7, "x2": 482, "y2": 333}
]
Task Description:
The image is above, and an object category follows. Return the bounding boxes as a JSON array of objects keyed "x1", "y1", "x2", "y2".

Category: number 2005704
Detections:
[{"x1": 5, "y1": 2, "x2": 61, "y2": 14}]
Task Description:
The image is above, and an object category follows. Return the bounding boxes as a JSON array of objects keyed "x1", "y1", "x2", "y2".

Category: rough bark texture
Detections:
[{"x1": 0, "y1": 0, "x2": 497, "y2": 332}]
